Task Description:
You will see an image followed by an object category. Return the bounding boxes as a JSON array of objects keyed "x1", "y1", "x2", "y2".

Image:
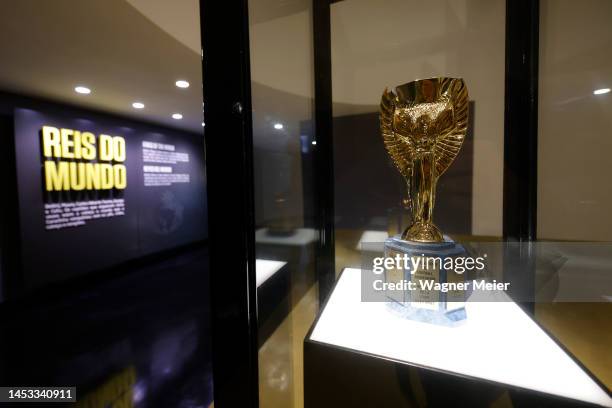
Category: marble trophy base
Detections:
[{"x1": 384, "y1": 235, "x2": 470, "y2": 327}]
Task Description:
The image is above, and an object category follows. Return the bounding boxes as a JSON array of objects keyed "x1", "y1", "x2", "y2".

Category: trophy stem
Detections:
[{"x1": 402, "y1": 151, "x2": 443, "y2": 242}]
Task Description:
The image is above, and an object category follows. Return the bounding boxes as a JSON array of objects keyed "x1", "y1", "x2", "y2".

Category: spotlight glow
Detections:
[
  {"x1": 312, "y1": 140, "x2": 317, "y2": 145},
  {"x1": 593, "y1": 88, "x2": 610, "y2": 95},
  {"x1": 202, "y1": 122, "x2": 205, "y2": 127},
  {"x1": 74, "y1": 86, "x2": 91, "y2": 95},
  {"x1": 132, "y1": 102, "x2": 145, "y2": 109},
  {"x1": 172, "y1": 113, "x2": 183, "y2": 120},
  {"x1": 273, "y1": 123, "x2": 283, "y2": 130},
  {"x1": 175, "y1": 80, "x2": 190, "y2": 89}
]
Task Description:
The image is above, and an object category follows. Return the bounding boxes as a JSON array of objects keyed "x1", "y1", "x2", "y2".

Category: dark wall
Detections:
[
  {"x1": 0, "y1": 93, "x2": 207, "y2": 295},
  {"x1": 333, "y1": 112, "x2": 404, "y2": 230},
  {"x1": 333, "y1": 104, "x2": 474, "y2": 235}
]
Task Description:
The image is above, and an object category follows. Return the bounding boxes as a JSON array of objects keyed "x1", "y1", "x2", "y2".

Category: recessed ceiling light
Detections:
[
  {"x1": 273, "y1": 123, "x2": 283, "y2": 130},
  {"x1": 74, "y1": 86, "x2": 91, "y2": 95},
  {"x1": 175, "y1": 80, "x2": 190, "y2": 89},
  {"x1": 311, "y1": 140, "x2": 317, "y2": 145},
  {"x1": 202, "y1": 122, "x2": 205, "y2": 127},
  {"x1": 132, "y1": 102, "x2": 145, "y2": 109},
  {"x1": 593, "y1": 88, "x2": 610, "y2": 95},
  {"x1": 172, "y1": 113, "x2": 183, "y2": 120}
]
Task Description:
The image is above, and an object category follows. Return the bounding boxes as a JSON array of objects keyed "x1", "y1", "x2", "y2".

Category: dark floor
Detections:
[{"x1": 0, "y1": 245, "x2": 213, "y2": 407}]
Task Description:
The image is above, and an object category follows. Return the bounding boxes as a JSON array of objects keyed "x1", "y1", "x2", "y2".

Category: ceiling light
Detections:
[
  {"x1": 312, "y1": 140, "x2": 317, "y2": 145},
  {"x1": 202, "y1": 122, "x2": 205, "y2": 127},
  {"x1": 175, "y1": 80, "x2": 190, "y2": 89},
  {"x1": 132, "y1": 102, "x2": 145, "y2": 109},
  {"x1": 274, "y1": 123, "x2": 283, "y2": 130},
  {"x1": 172, "y1": 113, "x2": 183, "y2": 120},
  {"x1": 593, "y1": 88, "x2": 610, "y2": 95},
  {"x1": 74, "y1": 86, "x2": 91, "y2": 95}
]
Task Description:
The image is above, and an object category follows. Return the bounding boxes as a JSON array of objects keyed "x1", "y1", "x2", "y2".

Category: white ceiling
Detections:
[{"x1": 0, "y1": 0, "x2": 203, "y2": 133}]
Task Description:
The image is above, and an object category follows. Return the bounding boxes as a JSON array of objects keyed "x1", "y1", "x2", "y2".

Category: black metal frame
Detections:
[
  {"x1": 313, "y1": 0, "x2": 336, "y2": 304},
  {"x1": 503, "y1": 0, "x2": 539, "y2": 312},
  {"x1": 200, "y1": 1, "x2": 259, "y2": 407},
  {"x1": 503, "y1": 0, "x2": 539, "y2": 241}
]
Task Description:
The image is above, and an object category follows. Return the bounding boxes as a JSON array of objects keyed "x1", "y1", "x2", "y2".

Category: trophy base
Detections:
[
  {"x1": 383, "y1": 235, "x2": 470, "y2": 327},
  {"x1": 386, "y1": 300, "x2": 467, "y2": 327}
]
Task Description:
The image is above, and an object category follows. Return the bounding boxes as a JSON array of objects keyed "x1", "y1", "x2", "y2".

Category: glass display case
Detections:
[
  {"x1": 299, "y1": 0, "x2": 611, "y2": 407},
  {"x1": 202, "y1": 1, "x2": 611, "y2": 407},
  {"x1": 248, "y1": 1, "x2": 319, "y2": 406}
]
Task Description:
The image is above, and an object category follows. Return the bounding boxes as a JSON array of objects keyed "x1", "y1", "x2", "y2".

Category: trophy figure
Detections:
[{"x1": 380, "y1": 77, "x2": 470, "y2": 325}]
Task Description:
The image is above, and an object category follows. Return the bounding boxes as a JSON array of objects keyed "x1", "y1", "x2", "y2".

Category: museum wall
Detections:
[
  {"x1": 0, "y1": 93, "x2": 208, "y2": 294},
  {"x1": 0, "y1": 0, "x2": 208, "y2": 298}
]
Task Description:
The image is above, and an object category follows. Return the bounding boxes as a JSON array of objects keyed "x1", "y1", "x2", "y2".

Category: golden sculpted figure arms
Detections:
[{"x1": 380, "y1": 78, "x2": 468, "y2": 243}]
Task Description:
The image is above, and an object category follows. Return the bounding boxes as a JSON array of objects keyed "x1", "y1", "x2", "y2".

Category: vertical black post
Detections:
[
  {"x1": 503, "y1": 0, "x2": 539, "y2": 311},
  {"x1": 200, "y1": 1, "x2": 258, "y2": 407},
  {"x1": 313, "y1": 0, "x2": 336, "y2": 303}
]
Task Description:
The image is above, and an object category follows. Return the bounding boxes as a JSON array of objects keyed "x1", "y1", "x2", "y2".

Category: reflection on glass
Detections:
[
  {"x1": 248, "y1": 0, "x2": 319, "y2": 406},
  {"x1": 537, "y1": 0, "x2": 612, "y2": 389}
]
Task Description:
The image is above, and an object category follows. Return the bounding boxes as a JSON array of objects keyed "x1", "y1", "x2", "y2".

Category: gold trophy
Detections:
[
  {"x1": 380, "y1": 77, "x2": 468, "y2": 242},
  {"x1": 380, "y1": 77, "x2": 470, "y2": 325}
]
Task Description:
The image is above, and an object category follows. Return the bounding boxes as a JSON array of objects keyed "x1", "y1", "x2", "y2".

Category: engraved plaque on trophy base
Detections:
[{"x1": 383, "y1": 236, "x2": 470, "y2": 326}]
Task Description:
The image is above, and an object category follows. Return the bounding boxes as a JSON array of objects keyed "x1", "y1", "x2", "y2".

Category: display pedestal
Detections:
[
  {"x1": 255, "y1": 227, "x2": 317, "y2": 295},
  {"x1": 256, "y1": 259, "x2": 289, "y2": 345},
  {"x1": 304, "y1": 268, "x2": 611, "y2": 408},
  {"x1": 384, "y1": 235, "x2": 469, "y2": 326},
  {"x1": 255, "y1": 228, "x2": 317, "y2": 344}
]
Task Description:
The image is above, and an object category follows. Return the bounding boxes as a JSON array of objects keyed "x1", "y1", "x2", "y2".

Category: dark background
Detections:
[{"x1": 332, "y1": 102, "x2": 474, "y2": 235}]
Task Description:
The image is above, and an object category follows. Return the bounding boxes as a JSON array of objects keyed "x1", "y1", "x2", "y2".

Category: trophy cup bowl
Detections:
[{"x1": 379, "y1": 77, "x2": 470, "y2": 325}]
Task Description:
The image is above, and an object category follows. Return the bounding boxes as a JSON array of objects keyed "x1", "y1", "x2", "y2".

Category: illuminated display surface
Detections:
[
  {"x1": 310, "y1": 268, "x2": 612, "y2": 407},
  {"x1": 256, "y1": 259, "x2": 287, "y2": 288}
]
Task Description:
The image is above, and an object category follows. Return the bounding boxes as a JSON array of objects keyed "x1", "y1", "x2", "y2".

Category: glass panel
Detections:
[
  {"x1": 0, "y1": 2, "x2": 211, "y2": 406},
  {"x1": 330, "y1": 0, "x2": 506, "y2": 275},
  {"x1": 537, "y1": 0, "x2": 612, "y2": 389},
  {"x1": 248, "y1": 0, "x2": 318, "y2": 406},
  {"x1": 301, "y1": 1, "x2": 610, "y2": 406}
]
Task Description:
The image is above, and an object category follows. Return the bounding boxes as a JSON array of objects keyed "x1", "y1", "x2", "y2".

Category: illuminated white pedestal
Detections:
[
  {"x1": 255, "y1": 227, "x2": 317, "y2": 317},
  {"x1": 256, "y1": 259, "x2": 288, "y2": 344},
  {"x1": 255, "y1": 227, "x2": 317, "y2": 285},
  {"x1": 255, "y1": 259, "x2": 286, "y2": 288},
  {"x1": 305, "y1": 268, "x2": 611, "y2": 407}
]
